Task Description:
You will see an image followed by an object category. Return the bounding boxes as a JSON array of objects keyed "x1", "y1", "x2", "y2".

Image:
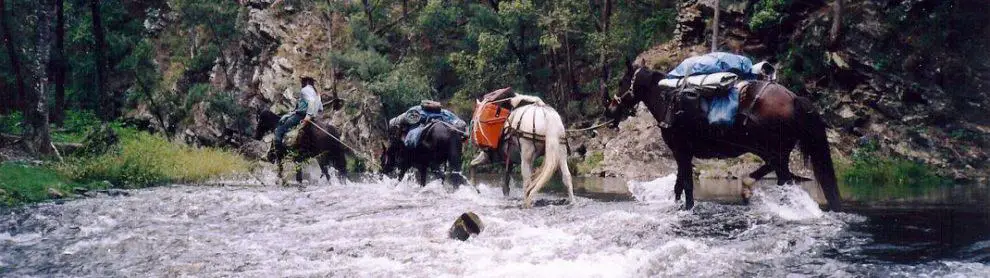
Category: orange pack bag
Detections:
[{"x1": 472, "y1": 102, "x2": 510, "y2": 149}]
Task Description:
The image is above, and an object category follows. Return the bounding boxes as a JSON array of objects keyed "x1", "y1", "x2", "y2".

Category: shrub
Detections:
[
  {"x1": 749, "y1": 0, "x2": 792, "y2": 30},
  {"x1": 0, "y1": 111, "x2": 23, "y2": 135},
  {"x1": 60, "y1": 131, "x2": 250, "y2": 187},
  {"x1": 52, "y1": 110, "x2": 101, "y2": 143}
]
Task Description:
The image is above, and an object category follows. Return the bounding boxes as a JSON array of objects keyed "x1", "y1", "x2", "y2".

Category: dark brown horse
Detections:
[
  {"x1": 605, "y1": 62, "x2": 841, "y2": 211},
  {"x1": 255, "y1": 110, "x2": 349, "y2": 184}
]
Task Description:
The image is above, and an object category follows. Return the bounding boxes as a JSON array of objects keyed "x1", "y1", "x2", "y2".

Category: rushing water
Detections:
[{"x1": 1, "y1": 168, "x2": 988, "y2": 277}]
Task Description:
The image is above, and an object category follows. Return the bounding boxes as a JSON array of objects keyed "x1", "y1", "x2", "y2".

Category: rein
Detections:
[
  {"x1": 565, "y1": 120, "x2": 614, "y2": 132},
  {"x1": 306, "y1": 120, "x2": 382, "y2": 169}
]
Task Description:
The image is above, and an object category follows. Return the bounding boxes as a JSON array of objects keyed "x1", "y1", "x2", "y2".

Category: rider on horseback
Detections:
[{"x1": 274, "y1": 76, "x2": 322, "y2": 153}]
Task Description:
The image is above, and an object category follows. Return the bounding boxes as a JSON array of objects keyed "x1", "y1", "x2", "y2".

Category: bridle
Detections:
[{"x1": 612, "y1": 68, "x2": 642, "y2": 105}]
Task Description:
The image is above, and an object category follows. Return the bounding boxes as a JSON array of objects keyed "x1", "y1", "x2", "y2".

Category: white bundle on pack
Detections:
[{"x1": 658, "y1": 72, "x2": 739, "y2": 96}]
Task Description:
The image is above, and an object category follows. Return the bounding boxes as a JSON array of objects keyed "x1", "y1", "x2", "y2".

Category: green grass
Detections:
[
  {"x1": 837, "y1": 146, "x2": 948, "y2": 199},
  {"x1": 0, "y1": 163, "x2": 105, "y2": 206},
  {"x1": 59, "y1": 131, "x2": 251, "y2": 187}
]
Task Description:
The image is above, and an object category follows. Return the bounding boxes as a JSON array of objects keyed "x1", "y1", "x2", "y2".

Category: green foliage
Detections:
[
  {"x1": 59, "y1": 131, "x2": 250, "y2": 187},
  {"x1": 0, "y1": 111, "x2": 23, "y2": 135},
  {"x1": 367, "y1": 62, "x2": 434, "y2": 117},
  {"x1": 209, "y1": 91, "x2": 253, "y2": 134},
  {"x1": 330, "y1": 47, "x2": 392, "y2": 81},
  {"x1": 51, "y1": 110, "x2": 101, "y2": 143},
  {"x1": 574, "y1": 151, "x2": 604, "y2": 175},
  {"x1": 749, "y1": 0, "x2": 792, "y2": 30},
  {"x1": 838, "y1": 143, "x2": 947, "y2": 198}
]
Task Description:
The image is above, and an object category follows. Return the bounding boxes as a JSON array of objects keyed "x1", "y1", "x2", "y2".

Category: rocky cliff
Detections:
[{"x1": 133, "y1": 0, "x2": 388, "y2": 166}]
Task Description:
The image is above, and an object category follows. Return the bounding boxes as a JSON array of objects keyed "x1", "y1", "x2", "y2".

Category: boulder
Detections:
[{"x1": 448, "y1": 212, "x2": 484, "y2": 241}]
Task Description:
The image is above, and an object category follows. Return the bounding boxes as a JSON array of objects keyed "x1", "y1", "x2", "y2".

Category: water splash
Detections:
[
  {"x1": 627, "y1": 174, "x2": 677, "y2": 206},
  {"x1": 0, "y1": 173, "x2": 986, "y2": 277},
  {"x1": 751, "y1": 182, "x2": 824, "y2": 222}
]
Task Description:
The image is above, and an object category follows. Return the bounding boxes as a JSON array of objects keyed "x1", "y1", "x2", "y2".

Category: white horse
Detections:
[{"x1": 470, "y1": 95, "x2": 575, "y2": 208}]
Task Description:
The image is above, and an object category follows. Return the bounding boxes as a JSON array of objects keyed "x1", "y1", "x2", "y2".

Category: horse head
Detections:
[
  {"x1": 605, "y1": 60, "x2": 665, "y2": 127},
  {"x1": 254, "y1": 109, "x2": 281, "y2": 140}
]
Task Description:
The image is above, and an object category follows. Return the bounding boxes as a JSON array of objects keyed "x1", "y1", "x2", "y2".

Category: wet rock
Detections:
[
  {"x1": 47, "y1": 187, "x2": 66, "y2": 199},
  {"x1": 96, "y1": 189, "x2": 131, "y2": 197},
  {"x1": 72, "y1": 187, "x2": 89, "y2": 195},
  {"x1": 448, "y1": 212, "x2": 484, "y2": 241}
]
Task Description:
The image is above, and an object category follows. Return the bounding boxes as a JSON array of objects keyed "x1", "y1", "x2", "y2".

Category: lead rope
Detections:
[{"x1": 307, "y1": 121, "x2": 382, "y2": 170}]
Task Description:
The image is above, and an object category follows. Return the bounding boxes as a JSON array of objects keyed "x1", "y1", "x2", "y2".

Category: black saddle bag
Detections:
[{"x1": 676, "y1": 87, "x2": 707, "y2": 124}]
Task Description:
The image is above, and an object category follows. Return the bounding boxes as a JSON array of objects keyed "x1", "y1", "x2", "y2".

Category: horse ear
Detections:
[{"x1": 624, "y1": 56, "x2": 634, "y2": 72}]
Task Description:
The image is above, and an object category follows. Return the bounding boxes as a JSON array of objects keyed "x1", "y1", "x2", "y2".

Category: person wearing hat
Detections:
[{"x1": 274, "y1": 76, "x2": 323, "y2": 151}]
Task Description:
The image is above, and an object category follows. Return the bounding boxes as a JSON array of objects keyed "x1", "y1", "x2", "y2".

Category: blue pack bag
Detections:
[{"x1": 708, "y1": 87, "x2": 740, "y2": 126}]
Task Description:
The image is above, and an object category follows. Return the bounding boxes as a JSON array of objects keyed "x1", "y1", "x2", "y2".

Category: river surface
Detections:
[{"x1": 1, "y1": 168, "x2": 988, "y2": 277}]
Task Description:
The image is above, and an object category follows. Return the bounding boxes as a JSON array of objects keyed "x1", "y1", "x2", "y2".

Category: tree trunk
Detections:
[
  {"x1": 712, "y1": 0, "x2": 719, "y2": 52},
  {"x1": 52, "y1": 0, "x2": 66, "y2": 125},
  {"x1": 91, "y1": 0, "x2": 111, "y2": 122},
  {"x1": 597, "y1": 0, "x2": 612, "y2": 104},
  {"x1": 827, "y1": 0, "x2": 842, "y2": 50},
  {"x1": 361, "y1": 0, "x2": 374, "y2": 30},
  {"x1": 24, "y1": 0, "x2": 55, "y2": 155},
  {"x1": 0, "y1": 0, "x2": 27, "y2": 113}
]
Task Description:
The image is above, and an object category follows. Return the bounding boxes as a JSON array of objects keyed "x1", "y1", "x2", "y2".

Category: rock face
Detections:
[
  {"x1": 569, "y1": 105, "x2": 675, "y2": 179},
  {"x1": 580, "y1": 0, "x2": 990, "y2": 182},
  {"x1": 153, "y1": 2, "x2": 388, "y2": 167}
]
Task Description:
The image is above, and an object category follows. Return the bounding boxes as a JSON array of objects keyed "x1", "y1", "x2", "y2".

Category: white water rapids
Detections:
[{"x1": 1, "y1": 171, "x2": 988, "y2": 277}]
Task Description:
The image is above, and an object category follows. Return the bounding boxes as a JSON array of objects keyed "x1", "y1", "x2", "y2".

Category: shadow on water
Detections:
[{"x1": 475, "y1": 172, "x2": 990, "y2": 264}]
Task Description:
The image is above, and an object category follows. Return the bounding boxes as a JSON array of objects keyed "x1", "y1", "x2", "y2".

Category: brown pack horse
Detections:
[
  {"x1": 255, "y1": 109, "x2": 349, "y2": 184},
  {"x1": 605, "y1": 62, "x2": 841, "y2": 211}
]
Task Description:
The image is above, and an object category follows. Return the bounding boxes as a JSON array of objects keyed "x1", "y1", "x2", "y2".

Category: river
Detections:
[{"x1": 1, "y1": 168, "x2": 988, "y2": 277}]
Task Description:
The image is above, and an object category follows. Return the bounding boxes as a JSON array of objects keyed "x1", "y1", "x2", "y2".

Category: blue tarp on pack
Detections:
[
  {"x1": 404, "y1": 125, "x2": 427, "y2": 147},
  {"x1": 667, "y1": 52, "x2": 756, "y2": 80},
  {"x1": 402, "y1": 107, "x2": 463, "y2": 148},
  {"x1": 707, "y1": 86, "x2": 740, "y2": 126}
]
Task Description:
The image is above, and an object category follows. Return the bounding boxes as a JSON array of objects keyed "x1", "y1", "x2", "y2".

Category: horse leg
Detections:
[
  {"x1": 742, "y1": 164, "x2": 773, "y2": 202},
  {"x1": 501, "y1": 140, "x2": 515, "y2": 197},
  {"x1": 558, "y1": 150, "x2": 576, "y2": 205},
  {"x1": 318, "y1": 154, "x2": 332, "y2": 183},
  {"x1": 675, "y1": 153, "x2": 696, "y2": 210},
  {"x1": 333, "y1": 153, "x2": 348, "y2": 184},
  {"x1": 468, "y1": 152, "x2": 489, "y2": 185},
  {"x1": 277, "y1": 159, "x2": 286, "y2": 187},
  {"x1": 771, "y1": 157, "x2": 795, "y2": 185},
  {"x1": 294, "y1": 156, "x2": 306, "y2": 185},
  {"x1": 519, "y1": 140, "x2": 537, "y2": 208},
  {"x1": 416, "y1": 164, "x2": 428, "y2": 187}
]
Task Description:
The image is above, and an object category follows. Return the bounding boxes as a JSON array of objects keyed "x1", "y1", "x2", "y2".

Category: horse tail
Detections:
[
  {"x1": 528, "y1": 110, "x2": 564, "y2": 196},
  {"x1": 795, "y1": 97, "x2": 842, "y2": 211}
]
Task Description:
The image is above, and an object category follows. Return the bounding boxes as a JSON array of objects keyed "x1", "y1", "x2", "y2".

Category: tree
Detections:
[
  {"x1": 712, "y1": 0, "x2": 719, "y2": 52},
  {"x1": 0, "y1": 0, "x2": 26, "y2": 113},
  {"x1": 827, "y1": 0, "x2": 842, "y2": 50},
  {"x1": 23, "y1": 0, "x2": 56, "y2": 155},
  {"x1": 593, "y1": 0, "x2": 613, "y2": 105},
  {"x1": 51, "y1": 0, "x2": 66, "y2": 125},
  {"x1": 91, "y1": 0, "x2": 111, "y2": 121}
]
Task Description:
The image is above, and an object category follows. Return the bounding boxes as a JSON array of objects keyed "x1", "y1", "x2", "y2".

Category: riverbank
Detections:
[{"x1": 0, "y1": 126, "x2": 250, "y2": 207}]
